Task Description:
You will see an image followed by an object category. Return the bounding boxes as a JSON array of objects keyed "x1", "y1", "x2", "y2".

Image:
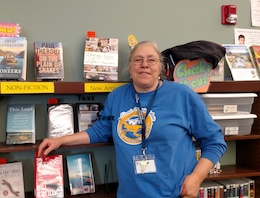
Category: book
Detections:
[
  {"x1": 0, "y1": 162, "x2": 25, "y2": 198},
  {"x1": 216, "y1": 179, "x2": 241, "y2": 198},
  {"x1": 34, "y1": 154, "x2": 64, "y2": 198},
  {"x1": 66, "y1": 153, "x2": 95, "y2": 195},
  {"x1": 195, "y1": 147, "x2": 201, "y2": 161},
  {"x1": 76, "y1": 103, "x2": 100, "y2": 131},
  {"x1": 0, "y1": 37, "x2": 27, "y2": 81},
  {"x1": 47, "y1": 103, "x2": 74, "y2": 138},
  {"x1": 34, "y1": 41, "x2": 64, "y2": 81},
  {"x1": 222, "y1": 44, "x2": 259, "y2": 81},
  {"x1": 229, "y1": 178, "x2": 250, "y2": 198},
  {"x1": 6, "y1": 104, "x2": 35, "y2": 145},
  {"x1": 239, "y1": 178, "x2": 255, "y2": 198},
  {"x1": 249, "y1": 45, "x2": 260, "y2": 75},
  {"x1": 83, "y1": 37, "x2": 118, "y2": 81},
  {"x1": 200, "y1": 180, "x2": 224, "y2": 198}
]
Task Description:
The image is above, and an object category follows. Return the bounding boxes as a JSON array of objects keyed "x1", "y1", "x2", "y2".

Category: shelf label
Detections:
[
  {"x1": 225, "y1": 127, "x2": 239, "y2": 135},
  {"x1": 0, "y1": 82, "x2": 54, "y2": 94},
  {"x1": 223, "y1": 105, "x2": 237, "y2": 113},
  {"x1": 84, "y1": 82, "x2": 127, "y2": 93}
]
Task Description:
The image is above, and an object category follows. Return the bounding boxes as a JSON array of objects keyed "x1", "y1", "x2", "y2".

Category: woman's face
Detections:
[{"x1": 129, "y1": 43, "x2": 161, "y2": 92}]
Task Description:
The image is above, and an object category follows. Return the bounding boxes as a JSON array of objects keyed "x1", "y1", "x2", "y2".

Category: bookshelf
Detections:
[{"x1": 0, "y1": 81, "x2": 259, "y2": 197}]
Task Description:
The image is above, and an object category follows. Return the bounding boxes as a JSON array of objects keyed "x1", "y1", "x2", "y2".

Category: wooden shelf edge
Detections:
[
  {"x1": 1, "y1": 134, "x2": 260, "y2": 153},
  {"x1": 224, "y1": 134, "x2": 260, "y2": 141},
  {"x1": 54, "y1": 81, "x2": 84, "y2": 94},
  {"x1": 1, "y1": 81, "x2": 260, "y2": 95},
  {"x1": 207, "y1": 81, "x2": 260, "y2": 93},
  {"x1": 205, "y1": 164, "x2": 260, "y2": 180},
  {"x1": 0, "y1": 140, "x2": 113, "y2": 153}
]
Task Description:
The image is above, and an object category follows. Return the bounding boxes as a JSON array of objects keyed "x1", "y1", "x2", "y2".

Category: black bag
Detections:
[{"x1": 161, "y1": 40, "x2": 226, "y2": 81}]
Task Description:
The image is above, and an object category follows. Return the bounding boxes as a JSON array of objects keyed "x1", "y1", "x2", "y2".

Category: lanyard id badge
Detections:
[
  {"x1": 133, "y1": 154, "x2": 157, "y2": 174},
  {"x1": 133, "y1": 82, "x2": 159, "y2": 175}
]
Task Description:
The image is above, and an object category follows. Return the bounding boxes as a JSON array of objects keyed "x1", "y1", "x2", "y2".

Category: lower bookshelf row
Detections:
[
  {"x1": 24, "y1": 184, "x2": 117, "y2": 198},
  {"x1": 19, "y1": 165, "x2": 260, "y2": 198},
  {"x1": 24, "y1": 176, "x2": 259, "y2": 198}
]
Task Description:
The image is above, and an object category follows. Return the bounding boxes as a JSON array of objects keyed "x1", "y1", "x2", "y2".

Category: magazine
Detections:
[
  {"x1": 83, "y1": 37, "x2": 118, "y2": 81},
  {"x1": 66, "y1": 153, "x2": 95, "y2": 195},
  {"x1": 34, "y1": 154, "x2": 64, "y2": 198},
  {"x1": 222, "y1": 44, "x2": 259, "y2": 81}
]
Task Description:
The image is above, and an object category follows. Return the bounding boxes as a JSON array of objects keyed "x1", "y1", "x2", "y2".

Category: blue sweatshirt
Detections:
[{"x1": 87, "y1": 80, "x2": 227, "y2": 198}]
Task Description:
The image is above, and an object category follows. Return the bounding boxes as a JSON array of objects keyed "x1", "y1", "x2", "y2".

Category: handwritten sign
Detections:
[
  {"x1": 173, "y1": 59, "x2": 212, "y2": 93},
  {"x1": 0, "y1": 23, "x2": 21, "y2": 37},
  {"x1": 84, "y1": 51, "x2": 118, "y2": 66}
]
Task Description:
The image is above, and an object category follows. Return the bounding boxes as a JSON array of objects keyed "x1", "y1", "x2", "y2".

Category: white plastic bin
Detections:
[
  {"x1": 200, "y1": 93, "x2": 257, "y2": 114},
  {"x1": 212, "y1": 114, "x2": 257, "y2": 136}
]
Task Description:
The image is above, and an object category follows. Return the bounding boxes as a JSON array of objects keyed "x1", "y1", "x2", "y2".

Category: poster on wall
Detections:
[
  {"x1": 250, "y1": 0, "x2": 260, "y2": 26},
  {"x1": 234, "y1": 28, "x2": 260, "y2": 45}
]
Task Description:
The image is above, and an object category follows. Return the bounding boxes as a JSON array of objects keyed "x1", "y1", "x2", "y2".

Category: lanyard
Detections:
[{"x1": 135, "y1": 82, "x2": 159, "y2": 156}]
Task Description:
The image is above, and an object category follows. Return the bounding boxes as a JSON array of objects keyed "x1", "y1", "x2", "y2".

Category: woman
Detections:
[{"x1": 38, "y1": 41, "x2": 227, "y2": 198}]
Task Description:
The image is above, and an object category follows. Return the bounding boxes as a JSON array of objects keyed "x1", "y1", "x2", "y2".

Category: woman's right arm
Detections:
[{"x1": 37, "y1": 131, "x2": 90, "y2": 157}]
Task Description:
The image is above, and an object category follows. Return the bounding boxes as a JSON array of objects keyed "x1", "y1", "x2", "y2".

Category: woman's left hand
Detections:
[{"x1": 180, "y1": 174, "x2": 201, "y2": 198}]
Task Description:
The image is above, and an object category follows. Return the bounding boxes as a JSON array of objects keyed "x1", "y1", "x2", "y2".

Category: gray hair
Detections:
[{"x1": 123, "y1": 41, "x2": 166, "y2": 79}]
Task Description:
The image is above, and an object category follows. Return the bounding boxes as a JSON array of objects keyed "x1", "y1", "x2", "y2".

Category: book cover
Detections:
[
  {"x1": 34, "y1": 41, "x2": 64, "y2": 81},
  {"x1": 83, "y1": 37, "x2": 118, "y2": 81},
  {"x1": 66, "y1": 153, "x2": 95, "y2": 195},
  {"x1": 0, "y1": 37, "x2": 27, "y2": 81},
  {"x1": 6, "y1": 104, "x2": 35, "y2": 145},
  {"x1": 47, "y1": 103, "x2": 74, "y2": 138},
  {"x1": 222, "y1": 44, "x2": 259, "y2": 81},
  {"x1": 249, "y1": 45, "x2": 260, "y2": 75},
  {"x1": 34, "y1": 154, "x2": 64, "y2": 198},
  {"x1": 76, "y1": 103, "x2": 99, "y2": 131},
  {"x1": 0, "y1": 162, "x2": 25, "y2": 198}
]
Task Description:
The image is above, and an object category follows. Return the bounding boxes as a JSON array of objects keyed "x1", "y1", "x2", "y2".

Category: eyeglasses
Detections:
[{"x1": 131, "y1": 57, "x2": 159, "y2": 66}]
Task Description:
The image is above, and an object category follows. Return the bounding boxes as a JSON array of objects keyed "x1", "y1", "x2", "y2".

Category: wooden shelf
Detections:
[
  {"x1": 0, "y1": 134, "x2": 259, "y2": 153},
  {"x1": 54, "y1": 81, "x2": 85, "y2": 94},
  {"x1": 0, "y1": 141, "x2": 113, "y2": 153},
  {"x1": 0, "y1": 81, "x2": 260, "y2": 94},
  {"x1": 205, "y1": 165, "x2": 260, "y2": 180},
  {"x1": 224, "y1": 134, "x2": 260, "y2": 141},
  {"x1": 1, "y1": 81, "x2": 260, "y2": 197},
  {"x1": 207, "y1": 81, "x2": 260, "y2": 93},
  {"x1": 53, "y1": 81, "x2": 260, "y2": 94}
]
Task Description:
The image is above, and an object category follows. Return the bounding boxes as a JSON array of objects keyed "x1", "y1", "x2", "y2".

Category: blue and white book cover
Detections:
[
  {"x1": 6, "y1": 104, "x2": 35, "y2": 145},
  {"x1": 66, "y1": 153, "x2": 95, "y2": 195},
  {"x1": 0, "y1": 37, "x2": 27, "y2": 80}
]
